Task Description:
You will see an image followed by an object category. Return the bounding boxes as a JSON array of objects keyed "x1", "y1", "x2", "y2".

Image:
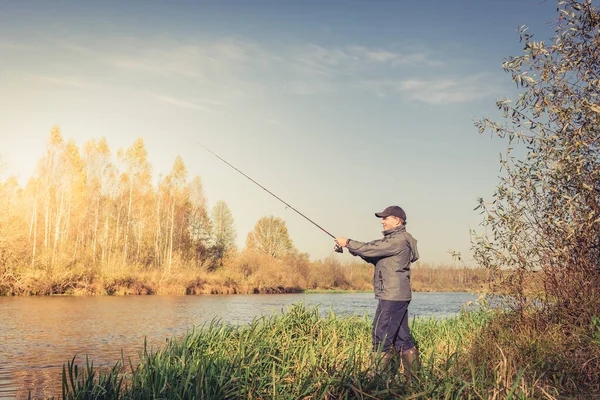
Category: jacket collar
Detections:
[{"x1": 382, "y1": 224, "x2": 406, "y2": 236}]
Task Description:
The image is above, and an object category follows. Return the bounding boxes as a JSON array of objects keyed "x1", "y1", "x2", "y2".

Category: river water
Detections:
[{"x1": 0, "y1": 292, "x2": 477, "y2": 399}]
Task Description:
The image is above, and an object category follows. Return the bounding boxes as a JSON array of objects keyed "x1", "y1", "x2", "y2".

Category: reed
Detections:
[{"x1": 57, "y1": 303, "x2": 566, "y2": 400}]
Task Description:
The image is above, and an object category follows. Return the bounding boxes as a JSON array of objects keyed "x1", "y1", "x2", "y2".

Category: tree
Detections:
[
  {"x1": 163, "y1": 156, "x2": 187, "y2": 272},
  {"x1": 27, "y1": 126, "x2": 71, "y2": 267},
  {"x1": 473, "y1": 0, "x2": 600, "y2": 323},
  {"x1": 246, "y1": 216, "x2": 296, "y2": 259},
  {"x1": 60, "y1": 139, "x2": 88, "y2": 261},
  {"x1": 117, "y1": 138, "x2": 152, "y2": 265},
  {"x1": 82, "y1": 137, "x2": 115, "y2": 264},
  {"x1": 186, "y1": 176, "x2": 212, "y2": 265},
  {"x1": 0, "y1": 176, "x2": 27, "y2": 274},
  {"x1": 210, "y1": 200, "x2": 236, "y2": 268}
]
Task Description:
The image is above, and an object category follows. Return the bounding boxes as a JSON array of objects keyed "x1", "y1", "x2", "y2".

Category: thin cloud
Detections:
[
  {"x1": 55, "y1": 38, "x2": 267, "y2": 102},
  {"x1": 0, "y1": 40, "x2": 32, "y2": 50},
  {"x1": 397, "y1": 74, "x2": 503, "y2": 104},
  {"x1": 153, "y1": 94, "x2": 220, "y2": 114},
  {"x1": 66, "y1": 37, "x2": 441, "y2": 84},
  {"x1": 275, "y1": 80, "x2": 337, "y2": 95},
  {"x1": 30, "y1": 74, "x2": 92, "y2": 89},
  {"x1": 106, "y1": 43, "x2": 208, "y2": 78},
  {"x1": 110, "y1": 56, "x2": 203, "y2": 78},
  {"x1": 346, "y1": 45, "x2": 443, "y2": 67},
  {"x1": 358, "y1": 74, "x2": 503, "y2": 104},
  {"x1": 288, "y1": 44, "x2": 442, "y2": 78},
  {"x1": 101, "y1": 38, "x2": 265, "y2": 79},
  {"x1": 291, "y1": 44, "x2": 352, "y2": 77},
  {"x1": 35, "y1": 36, "x2": 489, "y2": 102},
  {"x1": 264, "y1": 117, "x2": 283, "y2": 126}
]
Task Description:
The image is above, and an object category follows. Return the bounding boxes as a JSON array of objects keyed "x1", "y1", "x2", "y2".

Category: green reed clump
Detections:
[
  {"x1": 60, "y1": 303, "x2": 554, "y2": 400},
  {"x1": 61, "y1": 355, "x2": 124, "y2": 400}
]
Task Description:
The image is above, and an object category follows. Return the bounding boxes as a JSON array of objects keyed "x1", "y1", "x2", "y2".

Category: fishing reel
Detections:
[{"x1": 334, "y1": 244, "x2": 343, "y2": 253}]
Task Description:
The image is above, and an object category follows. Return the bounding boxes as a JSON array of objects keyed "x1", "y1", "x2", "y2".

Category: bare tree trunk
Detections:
[
  {"x1": 29, "y1": 200, "x2": 36, "y2": 239},
  {"x1": 155, "y1": 192, "x2": 162, "y2": 267},
  {"x1": 113, "y1": 196, "x2": 122, "y2": 267},
  {"x1": 51, "y1": 191, "x2": 64, "y2": 266},
  {"x1": 178, "y1": 213, "x2": 184, "y2": 253},
  {"x1": 168, "y1": 200, "x2": 175, "y2": 273},
  {"x1": 123, "y1": 182, "x2": 132, "y2": 264},
  {"x1": 93, "y1": 198, "x2": 99, "y2": 262},
  {"x1": 136, "y1": 208, "x2": 142, "y2": 263},
  {"x1": 102, "y1": 214, "x2": 109, "y2": 267},
  {"x1": 63, "y1": 195, "x2": 72, "y2": 244},
  {"x1": 31, "y1": 203, "x2": 37, "y2": 267},
  {"x1": 73, "y1": 222, "x2": 80, "y2": 260},
  {"x1": 44, "y1": 201, "x2": 49, "y2": 251}
]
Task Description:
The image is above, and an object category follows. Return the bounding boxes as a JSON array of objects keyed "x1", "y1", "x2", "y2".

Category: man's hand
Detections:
[{"x1": 335, "y1": 237, "x2": 349, "y2": 247}]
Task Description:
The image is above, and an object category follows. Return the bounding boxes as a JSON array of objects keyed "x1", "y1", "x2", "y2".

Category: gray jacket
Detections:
[{"x1": 347, "y1": 225, "x2": 419, "y2": 301}]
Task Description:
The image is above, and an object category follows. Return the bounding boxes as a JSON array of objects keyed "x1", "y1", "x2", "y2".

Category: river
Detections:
[{"x1": 0, "y1": 292, "x2": 477, "y2": 399}]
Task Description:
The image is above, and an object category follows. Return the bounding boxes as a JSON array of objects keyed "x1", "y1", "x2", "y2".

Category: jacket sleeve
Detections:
[
  {"x1": 346, "y1": 237, "x2": 400, "y2": 258},
  {"x1": 347, "y1": 244, "x2": 380, "y2": 265}
]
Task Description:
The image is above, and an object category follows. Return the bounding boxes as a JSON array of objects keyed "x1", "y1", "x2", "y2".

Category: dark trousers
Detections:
[{"x1": 372, "y1": 299, "x2": 415, "y2": 353}]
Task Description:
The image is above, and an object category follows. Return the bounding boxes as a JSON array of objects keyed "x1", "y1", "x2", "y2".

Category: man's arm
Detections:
[
  {"x1": 346, "y1": 237, "x2": 400, "y2": 258},
  {"x1": 347, "y1": 246, "x2": 380, "y2": 265},
  {"x1": 334, "y1": 237, "x2": 381, "y2": 264}
]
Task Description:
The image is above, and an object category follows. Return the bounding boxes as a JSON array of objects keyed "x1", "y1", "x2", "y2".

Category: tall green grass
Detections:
[{"x1": 58, "y1": 304, "x2": 555, "y2": 399}]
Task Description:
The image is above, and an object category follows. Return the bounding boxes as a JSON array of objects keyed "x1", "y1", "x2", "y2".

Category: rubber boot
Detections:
[
  {"x1": 370, "y1": 351, "x2": 393, "y2": 377},
  {"x1": 400, "y1": 347, "x2": 420, "y2": 382}
]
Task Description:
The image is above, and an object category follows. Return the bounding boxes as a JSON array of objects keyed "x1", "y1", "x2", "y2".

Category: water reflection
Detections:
[{"x1": 0, "y1": 292, "x2": 477, "y2": 399}]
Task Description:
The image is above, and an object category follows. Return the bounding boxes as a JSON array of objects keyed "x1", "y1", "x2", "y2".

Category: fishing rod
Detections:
[{"x1": 198, "y1": 142, "x2": 343, "y2": 253}]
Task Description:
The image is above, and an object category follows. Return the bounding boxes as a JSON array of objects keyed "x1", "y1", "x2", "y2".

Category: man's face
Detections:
[{"x1": 381, "y1": 215, "x2": 401, "y2": 230}]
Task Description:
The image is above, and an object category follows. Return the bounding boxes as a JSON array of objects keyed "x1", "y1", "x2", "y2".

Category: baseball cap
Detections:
[{"x1": 375, "y1": 205, "x2": 407, "y2": 221}]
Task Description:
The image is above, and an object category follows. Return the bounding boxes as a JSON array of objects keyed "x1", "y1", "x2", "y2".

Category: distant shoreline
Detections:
[
  {"x1": 1, "y1": 261, "x2": 490, "y2": 296},
  {"x1": 0, "y1": 284, "x2": 485, "y2": 296}
]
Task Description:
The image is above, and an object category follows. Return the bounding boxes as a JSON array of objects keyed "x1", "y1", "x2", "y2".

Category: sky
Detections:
[{"x1": 0, "y1": 0, "x2": 560, "y2": 266}]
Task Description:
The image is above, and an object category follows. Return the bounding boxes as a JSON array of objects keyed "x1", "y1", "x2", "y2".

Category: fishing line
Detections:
[{"x1": 198, "y1": 142, "x2": 343, "y2": 253}]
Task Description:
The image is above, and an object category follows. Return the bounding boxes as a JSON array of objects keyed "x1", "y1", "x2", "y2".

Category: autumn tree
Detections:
[
  {"x1": 0, "y1": 176, "x2": 27, "y2": 274},
  {"x1": 22, "y1": 129, "x2": 90, "y2": 267},
  {"x1": 210, "y1": 200, "x2": 236, "y2": 269},
  {"x1": 23, "y1": 176, "x2": 40, "y2": 267},
  {"x1": 37, "y1": 127, "x2": 65, "y2": 267},
  {"x1": 117, "y1": 138, "x2": 152, "y2": 266},
  {"x1": 82, "y1": 137, "x2": 116, "y2": 264},
  {"x1": 186, "y1": 176, "x2": 212, "y2": 265},
  {"x1": 162, "y1": 156, "x2": 188, "y2": 272},
  {"x1": 473, "y1": 0, "x2": 599, "y2": 322},
  {"x1": 26, "y1": 127, "x2": 82, "y2": 267},
  {"x1": 246, "y1": 216, "x2": 296, "y2": 259},
  {"x1": 60, "y1": 139, "x2": 88, "y2": 261}
]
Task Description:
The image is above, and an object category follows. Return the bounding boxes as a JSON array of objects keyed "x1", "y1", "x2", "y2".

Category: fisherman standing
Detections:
[{"x1": 335, "y1": 205, "x2": 420, "y2": 380}]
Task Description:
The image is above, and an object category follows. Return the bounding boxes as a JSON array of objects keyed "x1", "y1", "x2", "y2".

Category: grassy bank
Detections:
[
  {"x1": 1, "y1": 252, "x2": 489, "y2": 296},
  {"x1": 58, "y1": 302, "x2": 599, "y2": 400}
]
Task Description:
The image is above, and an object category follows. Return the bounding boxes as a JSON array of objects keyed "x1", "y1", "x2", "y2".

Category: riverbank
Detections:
[
  {"x1": 58, "y1": 303, "x2": 598, "y2": 399},
  {"x1": 0, "y1": 257, "x2": 489, "y2": 296}
]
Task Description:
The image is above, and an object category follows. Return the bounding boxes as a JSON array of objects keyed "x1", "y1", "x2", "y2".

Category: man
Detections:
[{"x1": 335, "y1": 205, "x2": 420, "y2": 380}]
